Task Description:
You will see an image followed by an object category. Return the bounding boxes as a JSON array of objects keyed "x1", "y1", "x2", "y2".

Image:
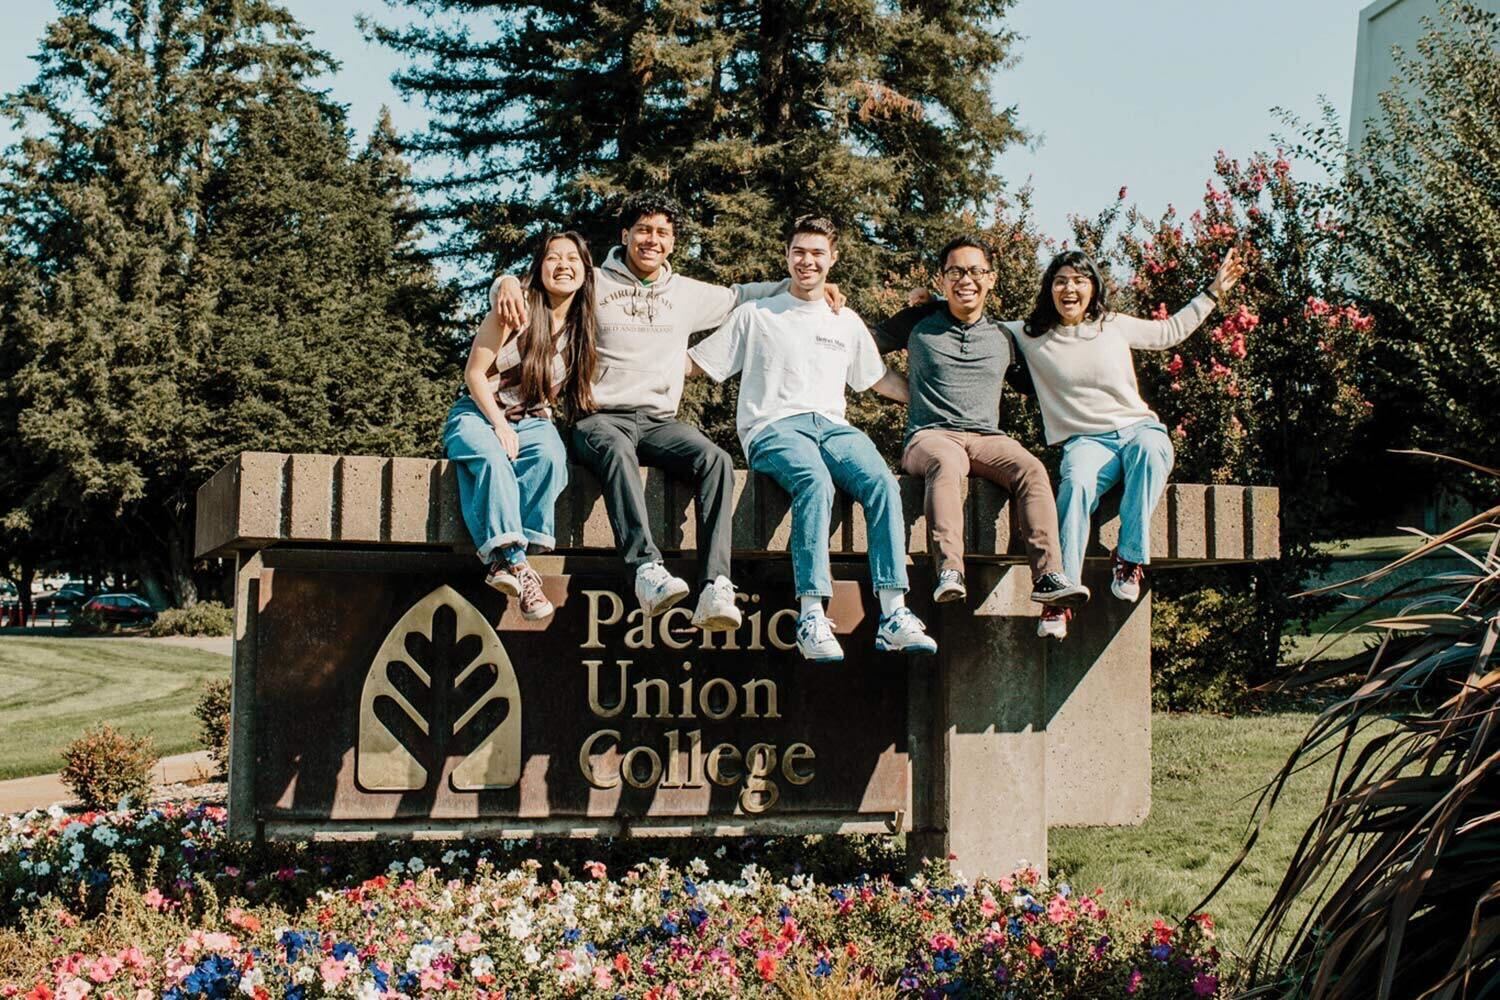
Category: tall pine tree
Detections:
[
  {"x1": 370, "y1": 0, "x2": 1028, "y2": 293},
  {"x1": 1, "y1": 1, "x2": 456, "y2": 605}
]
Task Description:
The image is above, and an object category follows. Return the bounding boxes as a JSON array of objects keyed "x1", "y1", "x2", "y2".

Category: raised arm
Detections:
[
  {"x1": 870, "y1": 301, "x2": 942, "y2": 354},
  {"x1": 1118, "y1": 248, "x2": 1246, "y2": 351},
  {"x1": 489, "y1": 274, "x2": 529, "y2": 331}
]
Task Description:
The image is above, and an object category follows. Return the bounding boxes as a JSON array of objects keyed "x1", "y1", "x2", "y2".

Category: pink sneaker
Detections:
[{"x1": 514, "y1": 563, "x2": 554, "y2": 621}]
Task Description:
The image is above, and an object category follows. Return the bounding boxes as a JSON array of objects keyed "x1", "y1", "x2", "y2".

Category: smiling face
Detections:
[
  {"x1": 1051, "y1": 265, "x2": 1095, "y2": 326},
  {"x1": 786, "y1": 232, "x2": 837, "y2": 296},
  {"x1": 620, "y1": 213, "x2": 676, "y2": 280},
  {"x1": 539, "y1": 236, "x2": 586, "y2": 299},
  {"x1": 940, "y1": 245, "x2": 996, "y2": 314}
]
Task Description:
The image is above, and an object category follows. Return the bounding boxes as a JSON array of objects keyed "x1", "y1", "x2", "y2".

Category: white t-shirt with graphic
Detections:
[{"x1": 689, "y1": 292, "x2": 887, "y2": 453}]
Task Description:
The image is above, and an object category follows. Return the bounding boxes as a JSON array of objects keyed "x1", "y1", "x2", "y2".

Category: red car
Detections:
[{"x1": 82, "y1": 593, "x2": 158, "y2": 626}]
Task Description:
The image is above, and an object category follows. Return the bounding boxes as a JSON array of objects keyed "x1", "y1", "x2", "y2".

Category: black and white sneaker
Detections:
[
  {"x1": 932, "y1": 569, "x2": 967, "y2": 603},
  {"x1": 1030, "y1": 571, "x2": 1090, "y2": 608}
]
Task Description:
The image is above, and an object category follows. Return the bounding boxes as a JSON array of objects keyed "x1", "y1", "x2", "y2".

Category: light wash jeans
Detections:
[
  {"x1": 747, "y1": 413, "x2": 908, "y2": 598},
  {"x1": 442, "y1": 396, "x2": 568, "y2": 562},
  {"x1": 1056, "y1": 419, "x2": 1174, "y2": 583}
]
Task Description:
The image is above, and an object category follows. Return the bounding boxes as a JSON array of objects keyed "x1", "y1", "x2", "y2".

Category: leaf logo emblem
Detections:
[{"x1": 356, "y1": 585, "x2": 521, "y2": 792}]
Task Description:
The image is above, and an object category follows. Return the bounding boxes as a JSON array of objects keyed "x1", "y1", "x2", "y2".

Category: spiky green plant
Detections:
[{"x1": 1200, "y1": 453, "x2": 1499, "y2": 998}]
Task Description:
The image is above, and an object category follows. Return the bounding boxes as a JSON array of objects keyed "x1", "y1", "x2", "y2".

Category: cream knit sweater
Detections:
[{"x1": 1005, "y1": 293, "x2": 1216, "y2": 445}]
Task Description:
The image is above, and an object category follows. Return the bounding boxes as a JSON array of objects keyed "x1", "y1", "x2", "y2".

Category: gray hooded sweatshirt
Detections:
[{"x1": 492, "y1": 247, "x2": 783, "y2": 418}]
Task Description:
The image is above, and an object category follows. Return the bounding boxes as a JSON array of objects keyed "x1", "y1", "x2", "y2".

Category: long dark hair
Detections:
[
  {"x1": 1024, "y1": 250, "x2": 1110, "y2": 336},
  {"x1": 519, "y1": 231, "x2": 599, "y2": 416}
]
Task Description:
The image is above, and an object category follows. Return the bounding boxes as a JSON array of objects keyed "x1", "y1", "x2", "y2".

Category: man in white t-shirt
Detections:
[{"x1": 688, "y1": 216, "x2": 937, "y2": 662}]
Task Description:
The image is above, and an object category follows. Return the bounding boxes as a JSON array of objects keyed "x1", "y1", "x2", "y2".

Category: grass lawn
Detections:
[
  {"x1": 1051, "y1": 710, "x2": 1376, "y2": 958},
  {"x1": 0, "y1": 636, "x2": 228, "y2": 780},
  {"x1": 1317, "y1": 531, "x2": 1494, "y2": 560}
]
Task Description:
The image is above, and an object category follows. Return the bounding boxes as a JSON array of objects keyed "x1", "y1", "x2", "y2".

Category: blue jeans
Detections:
[
  {"x1": 442, "y1": 396, "x2": 568, "y2": 562},
  {"x1": 747, "y1": 413, "x2": 908, "y2": 598},
  {"x1": 1056, "y1": 419, "x2": 1174, "y2": 583}
]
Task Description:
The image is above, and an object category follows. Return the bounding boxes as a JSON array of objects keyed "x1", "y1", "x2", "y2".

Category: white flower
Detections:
[
  {"x1": 33, "y1": 861, "x2": 51, "y2": 877},
  {"x1": 294, "y1": 966, "x2": 316, "y2": 985},
  {"x1": 469, "y1": 955, "x2": 495, "y2": 979},
  {"x1": 355, "y1": 980, "x2": 382, "y2": 1000},
  {"x1": 521, "y1": 943, "x2": 541, "y2": 966},
  {"x1": 407, "y1": 856, "x2": 425, "y2": 873},
  {"x1": 713, "y1": 845, "x2": 727, "y2": 858},
  {"x1": 506, "y1": 905, "x2": 533, "y2": 940},
  {"x1": 92, "y1": 826, "x2": 120, "y2": 847},
  {"x1": 789, "y1": 873, "x2": 806, "y2": 889},
  {"x1": 406, "y1": 943, "x2": 438, "y2": 972},
  {"x1": 387, "y1": 860, "x2": 405, "y2": 874},
  {"x1": 237, "y1": 967, "x2": 265, "y2": 995},
  {"x1": 689, "y1": 857, "x2": 709, "y2": 877},
  {"x1": 46, "y1": 804, "x2": 65, "y2": 820}
]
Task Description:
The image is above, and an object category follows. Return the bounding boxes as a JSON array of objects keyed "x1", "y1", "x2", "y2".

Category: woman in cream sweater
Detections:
[{"x1": 1010, "y1": 247, "x2": 1244, "y2": 638}]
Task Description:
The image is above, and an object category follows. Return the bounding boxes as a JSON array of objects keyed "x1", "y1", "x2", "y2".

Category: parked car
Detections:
[
  {"x1": 34, "y1": 587, "x2": 90, "y2": 616},
  {"x1": 81, "y1": 593, "x2": 157, "y2": 626}
]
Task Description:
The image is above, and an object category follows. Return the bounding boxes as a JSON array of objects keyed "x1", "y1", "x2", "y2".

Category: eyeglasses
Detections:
[{"x1": 941, "y1": 266, "x2": 994, "y2": 282}]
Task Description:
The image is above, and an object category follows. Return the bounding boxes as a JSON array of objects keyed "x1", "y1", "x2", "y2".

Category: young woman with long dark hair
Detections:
[
  {"x1": 442, "y1": 231, "x2": 600, "y2": 619},
  {"x1": 1012, "y1": 247, "x2": 1244, "y2": 638}
]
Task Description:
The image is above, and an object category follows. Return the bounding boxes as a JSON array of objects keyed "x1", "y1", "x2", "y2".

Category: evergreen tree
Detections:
[
  {"x1": 369, "y1": 0, "x2": 1028, "y2": 294},
  {"x1": 1, "y1": 1, "x2": 456, "y2": 605}
]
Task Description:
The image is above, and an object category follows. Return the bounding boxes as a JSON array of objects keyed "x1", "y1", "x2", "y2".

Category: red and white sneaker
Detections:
[
  {"x1": 514, "y1": 562, "x2": 554, "y2": 621},
  {"x1": 1037, "y1": 605, "x2": 1071, "y2": 640},
  {"x1": 1110, "y1": 550, "x2": 1145, "y2": 603},
  {"x1": 485, "y1": 560, "x2": 521, "y2": 597}
]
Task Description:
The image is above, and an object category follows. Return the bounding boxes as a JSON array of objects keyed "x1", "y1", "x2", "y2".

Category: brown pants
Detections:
[{"x1": 901, "y1": 428, "x2": 1063, "y2": 579}]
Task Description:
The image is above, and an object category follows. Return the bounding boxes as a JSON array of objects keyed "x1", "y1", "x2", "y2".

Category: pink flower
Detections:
[
  {"x1": 1273, "y1": 157, "x2": 1290, "y2": 178},
  {"x1": 583, "y1": 860, "x2": 607, "y2": 880},
  {"x1": 318, "y1": 957, "x2": 348, "y2": 988},
  {"x1": 142, "y1": 888, "x2": 170, "y2": 912},
  {"x1": 1046, "y1": 895, "x2": 1074, "y2": 924},
  {"x1": 930, "y1": 933, "x2": 958, "y2": 952},
  {"x1": 980, "y1": 897, "x2": 997, "y2": 918},
  {"x1": 1304, "y1": 296, "x2": 1331, "y2": 319},
  {"x1": 418, "y1": 967, "x2": 445, "y2": 991},
  {"x1": 1151, "y1": 302, "x2": 1169, "y2": 321},
  {"x1": 1127, "y1": 968, "x2": 1144, "y2": 994},
  {"x1": 997, "y1": 875, "x2": 1015, "y2": 894},
  {"x1": 1166, "y1": 354, "x2": 1184, "y2": 376},
  {"x1": 1229, "y1": 334, "x2": 1247, "y2": 360},
  {"x1": 1209, "y1": 360, "x2": 1232, "y2": 380},
  {"x1": 117, "y1": 949, "x2": 146, "y2": 971},
  {"x1": 1194, "y1": 971, "x2": 1220, "y2": 996},
  {"x1": 87, "y1": 956, "x2": 121, "y2": 983}
]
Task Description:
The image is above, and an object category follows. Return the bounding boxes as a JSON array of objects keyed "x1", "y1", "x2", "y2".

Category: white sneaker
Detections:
[
  {"x1": 1110, "y1": 551, "x2": 1144, "y2": 603},
  {"x1": 875, "y1": 607, "x2": 938, "y2": 654},
  {"x1": 1037, "y1": 606, "x2": 1071, "y2": 640},
  {"x1": 932, "y1": 569, "x2": 967, "y2": 603},
  {"x1": 691, "y1": 576, "x2": 742, "y2": 632},
  {"x1": 795, "y1": 611, "x2": 844, "y2": 663},
  {"x1": 635, "y1": 561, "x2": 690, "y2": 617},
  {"x1": 485, "y1": 561, "x2": 520, "y2": 597}
]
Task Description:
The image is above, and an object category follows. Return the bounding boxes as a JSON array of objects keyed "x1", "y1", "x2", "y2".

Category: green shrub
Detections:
[
  {"x1": 1150, "y1": 586, "x2": 1263, "y2": 712},
  {"x1": 195, "y1": 677, "x2": 231, "y2": 775},
  {"x1": 68, "y1": 607, "x2": 112, "y2": 635},
  {"x1": 58, "y1": 724, "x2": 158, "y2": 809},
  {"x1": 147, "y1": 600, "x2": 232, "y2": 637}
]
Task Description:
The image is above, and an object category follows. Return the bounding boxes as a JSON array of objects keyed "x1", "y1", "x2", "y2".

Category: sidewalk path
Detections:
[{"x1": 0, "y1": 750, "x2": 216, "y2": 814}]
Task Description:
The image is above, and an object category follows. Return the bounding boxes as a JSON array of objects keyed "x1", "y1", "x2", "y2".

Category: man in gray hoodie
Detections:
[{"x1": 492, "y1": 193, "x2": 839, "y2": 630}]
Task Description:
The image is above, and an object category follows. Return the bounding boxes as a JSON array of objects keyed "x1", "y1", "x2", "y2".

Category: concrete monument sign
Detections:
[{"x1": 197, "y1": 452, "x2": 1279, "y2": 876}]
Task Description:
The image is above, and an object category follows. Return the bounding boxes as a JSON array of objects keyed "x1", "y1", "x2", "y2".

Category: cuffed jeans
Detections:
[
  {"x1": 1056, "y1": 419, "x2": 1174, "y2": 583},
  {"x1": 571, "y1": 410, "x2": 734, "y2": 586},
  {"x1": 442, "y1": 396, "x2": 568, "y2": 562},
  {"x1": 747, "y1": 413, "x2": 908, "y2": 599},
  {"x1": 901, "y1": 428, "x2": 1063, "y2": 580}
]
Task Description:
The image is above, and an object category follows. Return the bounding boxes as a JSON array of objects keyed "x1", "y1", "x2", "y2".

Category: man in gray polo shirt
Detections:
[{"x1": 873, "y1": 236, "x2": 1089, "y2": 638}]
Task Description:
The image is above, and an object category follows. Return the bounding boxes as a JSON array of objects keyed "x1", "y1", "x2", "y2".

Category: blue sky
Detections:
[{"x1": 0, "y1": 0, "x2": 1365, "y2": 244}]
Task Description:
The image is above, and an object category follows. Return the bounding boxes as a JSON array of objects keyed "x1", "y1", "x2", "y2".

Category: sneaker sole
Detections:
[
  {"x1": 1110, "y1": 585, "x2": 1140, "y2": 603},
  {"x1": 487, "y1": 577, "x2": 521, "y2": 598},
  {"x1": 1037, "y1": 628, "x2": 1067, "y2": 640},
  {"x1": 692, "y1": 613, "x2": 742, "y2": 632},
  {"x1": 933, "y1": 586, "x2": 967, "y2": 603},
  {"x1": 640, "y1": 585, "x2": 691, "y2": 618},
  {"x1": 875, "y1": 639, "x2": 938, "y2": 655},
  {"x1": 521, "y1": 602, "x2": 555, "y2": 621},
  {"x1": 801, "y1": 651, "x2": 845, "y2": 663},
  {"x1": 1030, "y1": 585, "x2": 1090, "y2": 608}
]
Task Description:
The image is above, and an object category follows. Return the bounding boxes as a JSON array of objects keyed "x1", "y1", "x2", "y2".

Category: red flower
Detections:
[
  {"x1": 24, "y1": 985, "x2": 52, "y2": 1000},
  {"x1": 755, "y1": 951, "x2": 779, "y2": 982},
  {"x1": 1026, "y1": 939, "x2": 1044, "y2": 959},
  {"x1": 1152, "y1": 918, "x2": 1174, "y2": 944},
  {"x1": 614, "y1": 953, "x2": 631, "y2": 975},
  {"x1": 1167, "y1": 354, "x2": 1184, "y2": 376}
]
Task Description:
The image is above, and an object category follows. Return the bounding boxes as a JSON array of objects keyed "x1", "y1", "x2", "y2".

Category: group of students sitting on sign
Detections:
[{"x1": 444, "y1": 192, "x2": 1246, "y2": 662}]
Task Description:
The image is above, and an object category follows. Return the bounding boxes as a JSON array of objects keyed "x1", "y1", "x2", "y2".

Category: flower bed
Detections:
[{"x1": 0, "y1": 807, "x2": 1221, "y2": 998}]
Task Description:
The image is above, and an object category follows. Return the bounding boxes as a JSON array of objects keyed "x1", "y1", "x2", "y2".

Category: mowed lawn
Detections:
[
  {"x1": 1051, "y1": 710, "x2": 1379, "y2": 955},
  {"x1": 0, "y1": 636, "x2": 229, "y2": 780}
]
